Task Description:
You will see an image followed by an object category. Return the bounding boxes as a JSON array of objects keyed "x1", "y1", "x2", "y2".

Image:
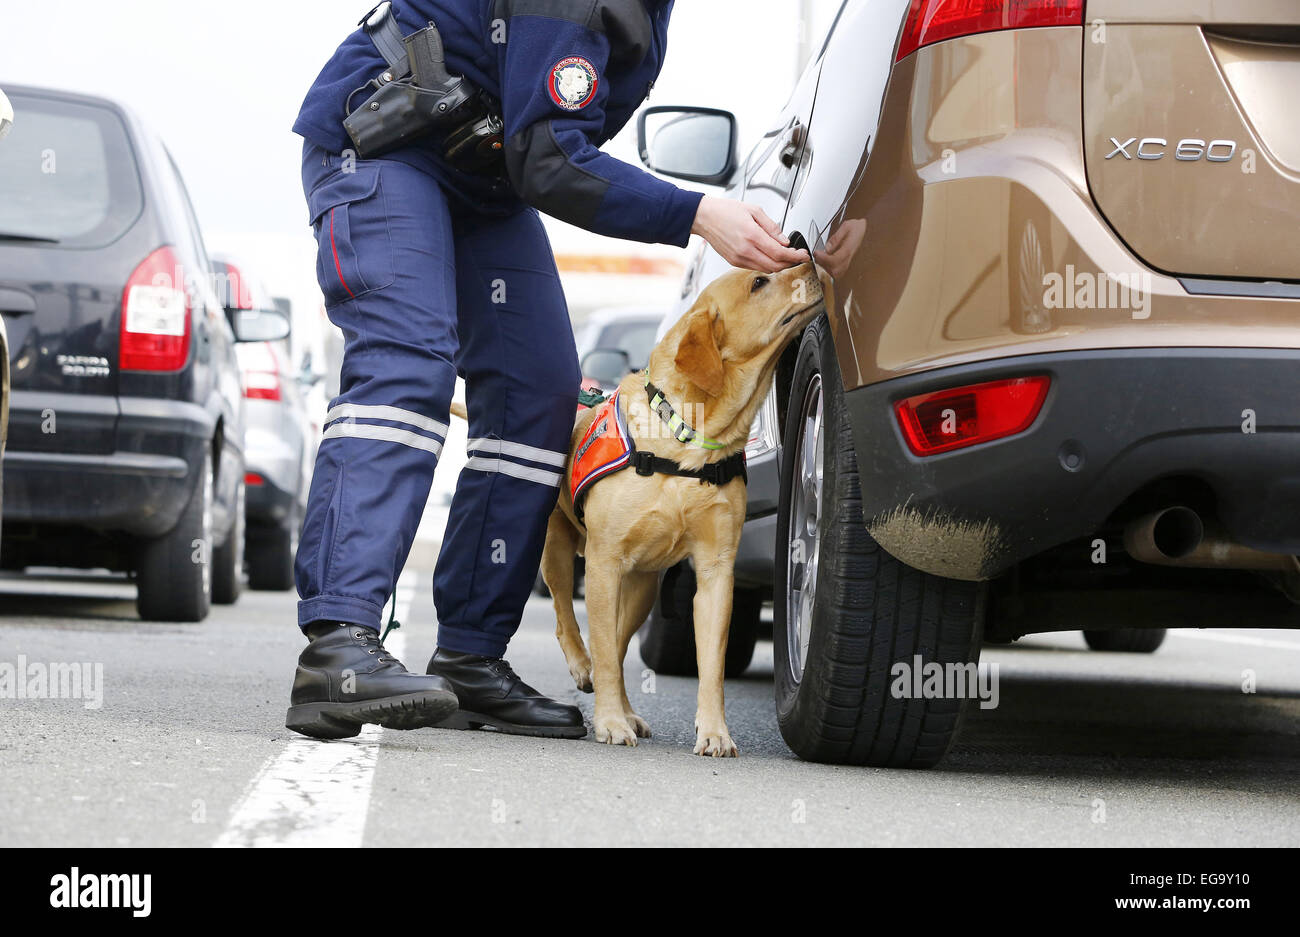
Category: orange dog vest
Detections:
[{"x1": 570, "y1": 390, "x2": 633, "y2": 521}]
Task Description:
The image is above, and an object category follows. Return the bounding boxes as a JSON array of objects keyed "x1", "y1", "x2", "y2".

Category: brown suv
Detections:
[{"x1": 639, "y1": 0, "x2": 1300, "y2": 767}]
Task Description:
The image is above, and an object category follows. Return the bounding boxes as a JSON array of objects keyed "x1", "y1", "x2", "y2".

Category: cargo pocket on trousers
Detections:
[{"x1": 308, "y1": 168, "x2": 395, "y2": 307}]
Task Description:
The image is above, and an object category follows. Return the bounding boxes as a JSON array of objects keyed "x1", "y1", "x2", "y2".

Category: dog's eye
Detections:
[{"x1": 751, "y1": 276, "x2": 770, "y2": 294}]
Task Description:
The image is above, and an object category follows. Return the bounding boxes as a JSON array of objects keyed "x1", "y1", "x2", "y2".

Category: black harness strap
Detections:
[
  {"x1": 575, "y1": 446, "x2": 748, "y2": 524},
  {"x1": 631, "y1": 450, "x2": 748, "y2": 486}
]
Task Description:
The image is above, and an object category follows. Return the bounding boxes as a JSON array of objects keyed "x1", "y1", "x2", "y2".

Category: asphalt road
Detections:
[{"x1": 2, "y1": 565, "x2": 1299, "y2": 847}]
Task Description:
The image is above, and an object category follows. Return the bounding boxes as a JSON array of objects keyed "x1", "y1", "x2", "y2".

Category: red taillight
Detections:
[
  {"x1": 220, "y1": 261, "x2": 255, "y2": 311},
  {"x1": 894, "y1": 376, "x2": 1050, "y2": 456},
  {"x1": 120, "y1": 246, "x2": 192, "y2": 371},
  {"x1": 896, "y1": 0, "x2": 1083, "y2": 61},
  {"x1": 245, "y1": 472, "x2": 264, "y2": 487},
  {"x1": 240, "y1": 341, "x2": 283, "y2": 401},
  {"x1": 243, "y1": 370, "x2": 282, "y2": 401}
]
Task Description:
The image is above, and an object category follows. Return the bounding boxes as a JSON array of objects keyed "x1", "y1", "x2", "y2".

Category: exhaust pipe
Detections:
[
  {"x1": 1124, "y1": 506, "x2": 1300, "y2": 572},
  {"x1": 1125, "y1": 506, "x2": 1204, "y2": 560}
]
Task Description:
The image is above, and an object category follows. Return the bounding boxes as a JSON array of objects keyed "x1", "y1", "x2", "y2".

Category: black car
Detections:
[{"x1": 0, "y1": 85, "x2": 288, "y2": 621}]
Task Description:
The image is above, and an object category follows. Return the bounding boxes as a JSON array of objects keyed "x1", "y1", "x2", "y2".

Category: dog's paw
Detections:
[
  {"x1": 693, "y1": 730, "x2": 738, "y2": 758},
  {"x1": 568, "y1": 659, "x2": 594, "y2": 694},
  {"x1": 594, "y1": 715, "x2": 639, "y2": 747},
  {"x1": 625, "y1": 711, "x2": 652, "y2": 739}
]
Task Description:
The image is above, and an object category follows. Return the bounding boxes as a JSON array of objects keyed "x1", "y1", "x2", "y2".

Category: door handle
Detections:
[{"x1": 779, "y1": 121, "x2": 808, "y2": 168}]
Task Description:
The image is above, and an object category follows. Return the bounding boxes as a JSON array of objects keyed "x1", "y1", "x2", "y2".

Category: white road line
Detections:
[
  {"x1": 1170, "y1": 630, "x2": 1300, "y2": 651},
  {"x1": 214, "y1": 573, "x2": 419, "y2": 848}
]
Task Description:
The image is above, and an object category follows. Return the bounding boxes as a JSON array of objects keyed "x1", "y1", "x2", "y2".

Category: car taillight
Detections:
[
  {"x1": 894, "y1": 376, "x2": 1050, "y2": 456},
  {"x1": 220, "y1": 261, "x2": 255, "y2": 311},
  {"x1": 896, "y1": 0, "x2": 1083, "y2": 61},
  {"x1": 243, "y1": 369, "x2": 282, "y2": 401},
  {"x1": 245, "y1": 472, "x2": 264, "y2": 487},
  {"x1": 240, "y1": 341, "x2": 283, "y2": 401},
  {"x1": 120, "y1": 246, "x2": 191, "y2": 371}
]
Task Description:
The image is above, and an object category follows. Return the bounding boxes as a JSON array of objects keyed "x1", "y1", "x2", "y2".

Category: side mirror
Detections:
[
  {"x1": 230, "y1": 307, "x2": 291, "y2": 344},
  {"x1": 214, "y1": 261, "x2": 291, "y2": 343},
  {"x1": 581, "y1": 348, "x2": 633, "y2": 388},
  {"x1": 638, "y1": 106, "x2": 738, "y2": 186}
]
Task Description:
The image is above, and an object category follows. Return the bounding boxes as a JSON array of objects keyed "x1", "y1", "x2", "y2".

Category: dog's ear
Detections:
[{"x1": 674, "y1": 305, "x2": 726, "y2": 398}]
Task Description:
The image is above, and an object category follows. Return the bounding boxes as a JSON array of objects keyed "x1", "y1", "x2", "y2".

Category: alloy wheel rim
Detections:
[{"x1": 785, "y1": 372, "x2": 823, "y2": 684}]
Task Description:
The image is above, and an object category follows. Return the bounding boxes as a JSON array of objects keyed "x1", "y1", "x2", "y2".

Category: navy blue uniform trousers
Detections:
[{"x1": 296, "y1": 142, "x2": 581, "y2": 658}]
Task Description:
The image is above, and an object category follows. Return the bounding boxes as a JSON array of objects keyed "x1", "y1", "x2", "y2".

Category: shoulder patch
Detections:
[{"x1": 548, "y1": 56, "x2": 600, "y2": 111}]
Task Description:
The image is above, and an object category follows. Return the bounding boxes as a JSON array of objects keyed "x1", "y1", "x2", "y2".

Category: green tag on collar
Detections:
[{"x1": 643, "y1": 372, "x2": 725, "y2": 451}]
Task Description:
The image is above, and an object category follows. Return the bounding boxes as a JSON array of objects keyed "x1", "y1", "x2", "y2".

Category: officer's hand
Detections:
[{"x1": 691, "y1": 196, "x2": 810, "y2": 272}]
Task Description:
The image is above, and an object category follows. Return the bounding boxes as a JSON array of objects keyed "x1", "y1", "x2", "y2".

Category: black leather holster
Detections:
[{"x1": 343, "y1": 2, "x2": 505, "y2": 175}]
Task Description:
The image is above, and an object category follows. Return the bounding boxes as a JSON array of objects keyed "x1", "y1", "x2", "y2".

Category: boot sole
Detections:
[
  {"x1": 286, "y1": 689, "x2": 459, "y2": 740},
  {"x1": 436, "y1": 709, "x2": 588, "y2": 739}
]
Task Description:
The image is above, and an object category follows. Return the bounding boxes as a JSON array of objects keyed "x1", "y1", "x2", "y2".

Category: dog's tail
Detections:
[{"x1": 448, "y1": 401, "x2": 468, "y2": 422}]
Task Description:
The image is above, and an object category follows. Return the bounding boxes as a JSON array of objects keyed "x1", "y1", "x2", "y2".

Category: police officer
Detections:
[{"x1": 285, "y1": 0, "x2": 807, "y2": 741}]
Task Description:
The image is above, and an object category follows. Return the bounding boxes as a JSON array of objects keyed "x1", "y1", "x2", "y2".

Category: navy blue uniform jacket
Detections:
[{"x1": 293, "y1": 0, "x2": 703, "y2": 247}]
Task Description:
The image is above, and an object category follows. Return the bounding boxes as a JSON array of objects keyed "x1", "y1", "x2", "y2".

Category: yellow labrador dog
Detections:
[{"x1": 542, "y1": 263, "x2": 825, "y2": 757}]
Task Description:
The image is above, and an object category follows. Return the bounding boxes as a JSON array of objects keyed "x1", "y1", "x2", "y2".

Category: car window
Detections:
[
  {"x1": 0, "y1": 94, "x2": 143, "y2": 247},
  {"x1": 598, "y1": 320, "x2": 660, "y2": 370}
]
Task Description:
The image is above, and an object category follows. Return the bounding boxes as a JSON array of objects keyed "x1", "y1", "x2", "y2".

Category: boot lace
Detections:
[{"x1": 354, "y1": 629, "x2": 397, "y2": 664}]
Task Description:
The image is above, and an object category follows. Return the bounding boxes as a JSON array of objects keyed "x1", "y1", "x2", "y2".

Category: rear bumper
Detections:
[
  {"x1": 245, "y1": 471, "x2": 297, "y2": 526},
  {"x1": 244, "y1": 420, "x2": 303, "y2": 524},
  {"x1": 2, "y1": 396, "x2": 211, "y2": 538},
  {"x1": 846, "y1": 348, "x2": 1300, "y2": 580}
]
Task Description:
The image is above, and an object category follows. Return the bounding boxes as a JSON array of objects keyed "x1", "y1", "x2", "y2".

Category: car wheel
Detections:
[
  {"x1": 774, "y1": 316, "x2": 986, "y2": 768},
  {"x1": 137, "y1": 446, "x2": 213, "y2": 622},
  {"x1": 247, "y1": 508, "x2": 298, "y2": 592},
  {"x1": 212, "y1": 477, "x2": 244, "y2": 605},
  {"x1": 1083, "y1": 628, "x2": 1166, "y2": 653},
  {"x1": 638, "y1": 561, "x2": 762, "y2": 678}
]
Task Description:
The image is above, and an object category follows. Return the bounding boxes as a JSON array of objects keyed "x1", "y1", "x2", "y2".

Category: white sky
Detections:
[{"x1": 1, "y1": 1, "x2": 841, "y2": 341}]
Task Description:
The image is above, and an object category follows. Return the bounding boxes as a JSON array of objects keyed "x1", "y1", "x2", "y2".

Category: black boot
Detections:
[
  {"x1": 286, "y1": 623, "x2": 459, "y2": 740},
  {"x1": 426, "y1": 649, "x2": 586, "y2": 739}
]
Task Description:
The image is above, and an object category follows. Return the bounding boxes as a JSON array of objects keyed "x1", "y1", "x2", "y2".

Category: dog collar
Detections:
[{"x1": 644, "y1": 372, "x2": 726, "y2": 451}]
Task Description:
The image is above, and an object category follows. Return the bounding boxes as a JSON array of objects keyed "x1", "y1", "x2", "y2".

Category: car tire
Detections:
[
  {"x1": 211, "y1": 478, "x2": 244, "y2": 605},
  {"x1": 248, "y1": 508, "x2": 298, "y2": 592},
  {"x1": 1083, "y1": 628, "x2": 1166, "y2": 653},
  {"x1": 638, "y1": 562, "x2": 762, "y2": 678},
  {"x1": 774, "y1": 316, "x2": 986, "y2": 768},
  {"x1": 137, "y1": 447, "x2": 213, "y2": 623}
]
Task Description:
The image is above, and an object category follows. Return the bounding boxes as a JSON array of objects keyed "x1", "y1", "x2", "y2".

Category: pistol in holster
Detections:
[{"x1": 343, "y1": 2, "x2": 506, "y2": 175}]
